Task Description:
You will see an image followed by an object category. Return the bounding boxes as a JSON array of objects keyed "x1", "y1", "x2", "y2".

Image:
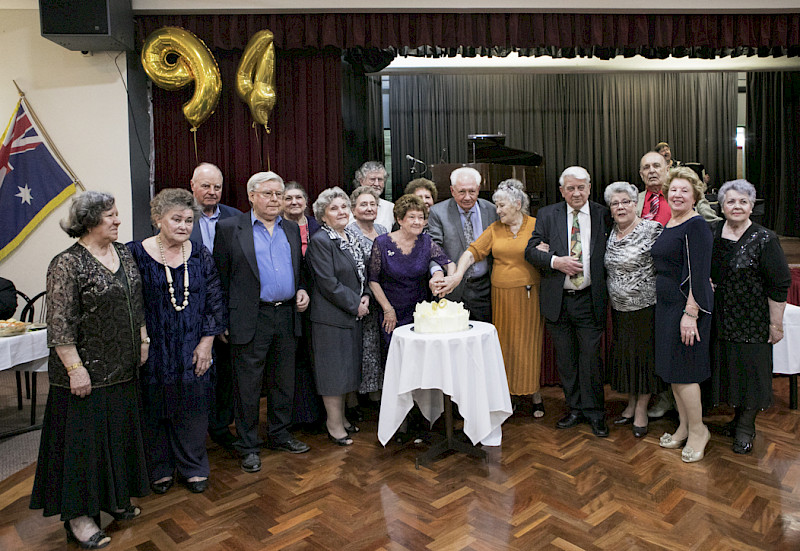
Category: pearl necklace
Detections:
[{"x1": 157, "y1": 236, "x2": 190, "y2": 312}]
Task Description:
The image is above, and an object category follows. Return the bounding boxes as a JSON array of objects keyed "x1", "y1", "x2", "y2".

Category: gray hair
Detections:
[
  {"x1": 150, "y1": 188, "x2": 200, "y2": 226},
  {"x1": 60, "y1": 191, "x2": 116, "y2": 238},
  {"x1": 449, "y1": 166, "x2": 482, "y2": 187},
  {"x1": 247, "y1": 171, "x2": 284, "y2": 193},
  {"x1": 313, "y1": 186, "x2": 351, "y2": 221},
  {"x1": 354, "y1": 161, "x2": 387, "y2": 185},
  {"x1": 718, "y1": 179, "x2": 756, "y2": 206},
  {"x1": 559, "y1": 166, "x2": 591, "y2": 187},
  {"x1": 350, "y1": 185, "x2": 380, "y2": 207},
  {"x1": 284, "y1": 181, "x2": 309, "y2": 203},
  {"x1": 192, "y1": 162, "x2": 222, "y2": 182},
  {"x1": 604, "y1": 181, "x2": 638, "y2": 205},
  {"x1": 493, "y1": 179, "x2": 529, "y2": 215}
]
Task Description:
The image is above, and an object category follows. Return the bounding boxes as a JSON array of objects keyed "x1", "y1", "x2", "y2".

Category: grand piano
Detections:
[{"x1": 430, "y1": 134, "x2": 547, "y2": 213}]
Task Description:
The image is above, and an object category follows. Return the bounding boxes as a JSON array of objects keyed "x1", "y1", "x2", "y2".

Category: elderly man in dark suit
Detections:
[
  {"x1": 428, "y1": 166, "x2": 498, "y2": 322},
  {"x1": 188, "y1": 162, "x2": 242, "y2": 449},
  {"x1": 213, "y1": 171, "x2": 311, "y2": 473},
  {"x1": 525, "y1": 166, "x2": 611, "y2": 437}
]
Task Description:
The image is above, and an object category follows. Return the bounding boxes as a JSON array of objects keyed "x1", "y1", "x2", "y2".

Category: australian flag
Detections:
[{"x1": 0, "y1": 99, "x2": 76, "y2": 261}]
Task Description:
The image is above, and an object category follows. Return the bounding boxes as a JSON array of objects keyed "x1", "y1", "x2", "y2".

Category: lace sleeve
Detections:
[
  {"x1": 46, "y1": 252, "x2": 80, "y2": 347},
  {"x1": 429, "y1": 237, "x2": 452, "y2": 267},
  {"x1": 368, "y1": 237, "x2": 383, "y2": 283}
]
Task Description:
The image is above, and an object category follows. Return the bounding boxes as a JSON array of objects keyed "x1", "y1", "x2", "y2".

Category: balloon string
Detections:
[
  {"x1": 253, "y1": 122, "x2": 262, "y2": 170},
  {"x1": 265, "y1": 125, "x2": 270, "y2": 171},
  {"x1": 191, "y1": 127, "x2": 198, "y2": 164}
]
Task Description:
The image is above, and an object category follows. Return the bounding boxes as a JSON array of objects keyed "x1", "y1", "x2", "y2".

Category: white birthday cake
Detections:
[{"x1": 413, "y1": 299, "x2": 470, "y2": 334}]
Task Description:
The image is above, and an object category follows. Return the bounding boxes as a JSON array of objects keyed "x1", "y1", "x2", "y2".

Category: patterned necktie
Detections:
[
  {"x1": 463, "y1": 210, "x2": 475, "y2": 278},
  {"x1": 570, "y1": 209, "x2": 584, "y2": 287},
  {"x1": 645, "y1": 192, "x2": 659, "y2": 221}
]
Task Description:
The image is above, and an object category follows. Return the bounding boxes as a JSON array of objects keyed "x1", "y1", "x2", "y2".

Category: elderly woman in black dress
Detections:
[
  {"x1": 651, "y1": 167, "x2": 714, "y2": 463},
  {"x1": 604, "y1": 182, "x2": 663, "y2": 438},
  {"x1": 711, "y1": 179, "x2": 791, "y2": 454},
  {"x1": 31, "y1": 192, "x2": 150, "y2": 549},
  {"x1": 307, "y1": 187, "x2": 370, "y2": 446}
]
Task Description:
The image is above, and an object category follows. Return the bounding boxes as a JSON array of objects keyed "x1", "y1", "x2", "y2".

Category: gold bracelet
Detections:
[
  {"x1": 771, "y1": 324, "x2": 784, "y2": 332},
  {"x1": 65, "y1": 362, "x2": 84, "y2": 373}
]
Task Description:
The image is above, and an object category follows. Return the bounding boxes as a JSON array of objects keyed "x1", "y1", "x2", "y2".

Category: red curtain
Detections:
[
  {"x1": 136, "y1": 13, "x2": 800, "y2": 51},
  {"x1": 150, "y1": 47, "x2": 342, "y2": 210}
]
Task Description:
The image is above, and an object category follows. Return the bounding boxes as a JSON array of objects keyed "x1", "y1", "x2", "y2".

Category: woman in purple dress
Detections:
[
  {"x1": 128, "y1": 189, "x2": 226, "y2": 495},
  {"x1": 368, "y1": 194, "x2": 454, "y2": 346}
]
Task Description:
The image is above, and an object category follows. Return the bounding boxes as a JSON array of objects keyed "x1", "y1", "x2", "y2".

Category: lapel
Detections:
[
  {"x1": 553, "y1": 202, "x2": 569, "y2": 255},
  {"x1": 589, "y1": 201, "x2": 604, "y2": 254},
  {"x1": 236, "y1": 212, "x2": 259, "y2": 279},
  {"x1": 334, "y1": 235, "x2": 360, "y2": 278},
  {"x1": 477, "y1": 200, "x2": 493, "y2": 230},
  {"x1": 284, "y1": 219, "x2": 301, "y2": 285},
  {"x1": 446, "y1": 199, "x2": 468, "y2": 249}
]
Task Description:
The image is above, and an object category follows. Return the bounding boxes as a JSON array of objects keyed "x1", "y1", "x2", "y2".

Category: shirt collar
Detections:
[
  {"x1": 251, "y1": 211, "x2": 283, "y2": 227},
  {"x1": 570, "y1": 202, "x2": 590, "y2": 215},
  {"x1": 203, "y1": 205, "x2": 221, "y2": 220}
]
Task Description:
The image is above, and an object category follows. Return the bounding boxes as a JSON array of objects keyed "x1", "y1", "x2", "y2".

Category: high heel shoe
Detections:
[
  {"x1": 344, "y1": 424, "x2": 360, "y2": 434},
  {"x1": 681, "y1": 429, "x2": 710, "y2": 463},
  {"x1": 632, "y1": 424, "x2": 648, "y2": 438},
  {"x1": 659, "y1": 432, "x2": 687, "y2": 449},
  {"x1": 64, "y1": 521, "x2": 111, "y2": 549},
  {"x1": 109, "y1": 503, "x2": 141, "y2": 520},
  {"x1": 327, "y1": 431, "x2": 353, "y2": 446}
]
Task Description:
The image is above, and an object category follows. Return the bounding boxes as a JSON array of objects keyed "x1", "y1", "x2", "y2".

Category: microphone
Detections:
[{"x1": 406, "y1": 154, "x2": 425, "y2": 164}]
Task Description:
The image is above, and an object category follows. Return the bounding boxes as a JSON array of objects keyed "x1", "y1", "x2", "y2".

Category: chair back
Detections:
[{"x1": 20, "y1": 291, "x2": 46, "y2": 323}]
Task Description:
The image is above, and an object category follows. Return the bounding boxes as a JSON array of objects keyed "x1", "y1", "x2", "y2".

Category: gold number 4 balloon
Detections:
[
  {"x1": 141, "y1": 27, "x2": 222, "y2": 131},
  {"x1": 235, "y1": 30, "x2": 277, "y2": 133}
]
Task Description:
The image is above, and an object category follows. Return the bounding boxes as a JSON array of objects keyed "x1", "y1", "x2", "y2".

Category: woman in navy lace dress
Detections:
[
  {"x1": 128, "y1": 189, "x2": 226, "y2": 495},
  {"x1": 368, "y1": 194, "x2": 454, "y2": 347}
]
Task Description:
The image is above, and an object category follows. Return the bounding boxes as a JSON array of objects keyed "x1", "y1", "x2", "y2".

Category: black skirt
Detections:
[
  {"x1": 711, "y1": 339, "x2": 774, "y2": 410},
  {"x1": 30, "y1": 380, "x2": 150, "y2": 520},
  {"x1": 609, "y1": 306, "x2": 664, "y2": 395}
]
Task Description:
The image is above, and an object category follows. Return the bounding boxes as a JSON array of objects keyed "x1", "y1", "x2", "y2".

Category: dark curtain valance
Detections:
[{"x1": 135, "y1": 13, "x2": 800, "y2": 55}]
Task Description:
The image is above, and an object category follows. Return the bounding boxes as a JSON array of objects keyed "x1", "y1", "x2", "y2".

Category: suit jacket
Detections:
[
  {"x1": 306, "y1": 230, "x2": 365, "y2": 329},
  {"x1": 213, "y1": 213, "x2": 305, "y2": 345},
  {"x1": 524, "y1": 200, "x2": 610, "y2": 324},
  {"x1": 0, "y1": 277, "x2": 17, "y2": 319},
  {"x1": 428, "y1": 198, "x2": 499, "y2": 301},
  {"x1": 190, "y1": 203, "x2": 242, "y2": 249}
]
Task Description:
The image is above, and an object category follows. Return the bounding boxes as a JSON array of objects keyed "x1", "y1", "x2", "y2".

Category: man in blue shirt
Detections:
[
  {"x1": 213, "y1": 171, "x2": 311, "y2": 473},
  {"x1": 188, "y1": 163, "x2": 242, "y2": 451}
]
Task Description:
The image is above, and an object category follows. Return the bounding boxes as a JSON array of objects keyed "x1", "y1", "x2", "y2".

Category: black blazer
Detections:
[
  {"x1": 213, "y1": 213, "x2": 305, "y2": 344},
  {"x1": 190, "y1": 203, "x2": 242, "y2": 249},
  {"x1": 305, "y1": 230, "x2": 365, "y2": 329},
  {"x1": 525, "y1": 200, "x2": 611, "y2": 324}
]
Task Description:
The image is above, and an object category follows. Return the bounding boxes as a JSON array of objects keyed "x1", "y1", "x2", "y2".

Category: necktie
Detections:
[
  {"x1": 645, "y1": 192, "x2": 659, "y2": 220},
  {"x1": 570, "y1": 209, "x2": 584, "y2": 287},
  {"x1": 463, "y1": 210, "x2": 475, "y2": 278}
]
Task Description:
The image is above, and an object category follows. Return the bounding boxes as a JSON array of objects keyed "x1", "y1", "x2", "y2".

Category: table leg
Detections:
[
  {"x1": 15, "y1": 372, "x2": 23, "y2": 411},
  {"x1": 30, "y1": 372, "x2": 38, "y2": 426},
  {"x1": 790, "y1": 375, "x2": 797, "y2": 410},
  {"x1": 415, "y1": 393, "x2": 488, "y2": 469}
]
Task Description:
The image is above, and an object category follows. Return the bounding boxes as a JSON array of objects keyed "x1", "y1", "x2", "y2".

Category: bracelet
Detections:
[
  {"x1": 771, "y1": 324, "x2": 784, "y2": 332},
  {"x1": 682, "y1": 309, "x2": 698, "y2": 319},
  {"x1": 65, "y1": 362, "x2": 84, "y2": 373},
  {"x1": 142, "y1": 336, "x2": 151, "y2": 344}
]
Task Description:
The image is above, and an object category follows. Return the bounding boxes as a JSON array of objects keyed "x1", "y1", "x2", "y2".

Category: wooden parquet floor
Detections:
[{"x1": 2, "y1": 380, "x2": 800, "y2": 551}]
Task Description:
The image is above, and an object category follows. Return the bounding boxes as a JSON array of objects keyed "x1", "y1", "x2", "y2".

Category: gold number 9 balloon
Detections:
[
  {"x1": 141, "y1": 27, "x2": 221, "y2": 131},
  {"x1": 236, "y1": 30, "x2": 277, "y2": 133}
]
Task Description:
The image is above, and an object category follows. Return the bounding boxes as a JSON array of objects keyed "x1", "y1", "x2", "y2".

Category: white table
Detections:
[
  {"x1": 0, "y1": 329, "x2": 48, "y2": 433},
  {"x1": 773, "y1": 304, "x2": 800, "y2": 409},
  {"x1": 378, "y1": 321, "x2": 512, "y2": 463}
]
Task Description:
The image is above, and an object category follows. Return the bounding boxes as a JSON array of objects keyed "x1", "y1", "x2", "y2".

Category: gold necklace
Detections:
[
  {"x1": 157, "y1": 236, "x2": 189, "y2": 312},
  {"x1": 79, "y1": 239, "x2": 118, "y2": 270},
  {"x1": 616, "y1": 218, "x2": 639, "y2": 239}
]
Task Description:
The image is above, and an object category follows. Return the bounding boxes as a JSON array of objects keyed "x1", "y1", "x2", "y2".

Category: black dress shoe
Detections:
[
  {"x1": 556, "y1": 411, "x2": 584, "y2": 429},
  {"x1": 732, "y1": 432, "x2": 754, "y2": 454},
  {"x1": 613, "y1": 415, "x2": 634, "y2": 426},
  {"x1": 65, "y1": 521, "x2": 111, "y2": 549},
  {"x1": 150, "y1": 478, "x2": 174, "y2": 494},
  {"x1": 210, "y1": 430, "x2": 237, "y2": 449},
  {"x1": 182, "y1": 478, "x2": 209, "y2": 493},
  {"x1": 109, "y1": 503, "x2": 141, "y2": 520},
  {"x1": 269, "y1": 437, "x2": 310, "y2": 454},
  {"x1": 589, "y1": 418, "x2": 609, "y2": 437},
  {"x1": 241, "y1": 453, "x2": 261, "y2": 473},
  {"x1": 632, "y1": 424, "x2": 648, "y2": 438}
]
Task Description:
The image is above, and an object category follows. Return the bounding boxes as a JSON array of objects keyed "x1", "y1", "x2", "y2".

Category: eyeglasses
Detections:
[
  {"x1": 253, "y1": 190, "x2": 283, "y2": 199},
  {"x1": 609, "y1": 199, "x2": 634, "y2": 208}
]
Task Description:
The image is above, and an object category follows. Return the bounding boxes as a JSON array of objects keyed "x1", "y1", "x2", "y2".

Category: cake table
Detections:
[{"x1": 377, "y1": 321, "x2": 512, "y2": 467}]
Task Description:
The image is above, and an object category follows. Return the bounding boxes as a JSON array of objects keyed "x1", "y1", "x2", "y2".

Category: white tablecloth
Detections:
[
  {"x1": 773, "y1": 304, "x2": 800, "y2": 375},
  {"x1": 377, "y1": 321, "x2": 512, "y2": 447},
  {"x1": 0, "y1": 329, "x2": 49, "y2": 372}
]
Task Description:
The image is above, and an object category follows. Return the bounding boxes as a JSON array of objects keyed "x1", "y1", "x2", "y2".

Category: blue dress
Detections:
[
  {"x1": 651, "y1": 216, "x2": 714, "y2": 384},
  {"x1": 128, "y1": 241, "x2": 226, "y2": 479}
]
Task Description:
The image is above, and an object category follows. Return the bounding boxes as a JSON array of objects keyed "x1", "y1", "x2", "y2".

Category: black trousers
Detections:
[
  {"x1": 462, "y1": 274, "x2": 492, "y2": 323},
  {"x1": 547, "y1": 288, "x2": 605, "y2": 420},
  {"x1": 231, "y1": 302, "x2": 296, "y2": 455},
  {"x1": 208, "y1": 338, "x2": 235, "y2": 438}
]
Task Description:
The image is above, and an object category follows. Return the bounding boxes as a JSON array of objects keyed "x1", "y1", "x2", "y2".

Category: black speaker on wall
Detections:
[{"x1": 39, "y1": 0, "x2": 133, "y2": 51}]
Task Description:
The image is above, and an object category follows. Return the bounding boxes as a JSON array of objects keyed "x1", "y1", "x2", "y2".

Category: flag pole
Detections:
[{"x1": 12, "y1": 80, "x2": 85, "y2": 191}]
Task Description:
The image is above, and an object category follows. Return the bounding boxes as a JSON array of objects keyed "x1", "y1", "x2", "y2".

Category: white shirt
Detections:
[
  {"x1": 560, "y1": 202, "x2": 592, "y2": 290},
  {"x1": 375, "y1": 198, "x2": 395, "y2": 230}
]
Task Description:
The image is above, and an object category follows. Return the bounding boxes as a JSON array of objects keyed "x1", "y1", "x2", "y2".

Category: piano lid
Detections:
[{"x1": 468, "y1": 133, "x2": 543, "y2": 167}]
